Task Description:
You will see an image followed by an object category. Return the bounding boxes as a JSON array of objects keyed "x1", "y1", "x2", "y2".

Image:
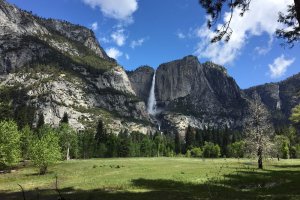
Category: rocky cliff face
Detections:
[
  {"x1": 244, "y1": 73, "x2": 300, "y2": 127},
  {"x1": 128, "y1": 56, "x2": 249, "y2": 135},
  {"x1": 156, "y1": 56, "x2": 249, "y2": 134},
  {"x1": 127, "y1": 66, "x2": 154, "y2": 105},
  {"x1": 0, "y1": 0, "x2": 154, "y2": 133}
]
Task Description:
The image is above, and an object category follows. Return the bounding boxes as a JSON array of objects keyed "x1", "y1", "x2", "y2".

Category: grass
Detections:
[{"x1": 1, "y1": 158, "x2": 300, "y2": 199}]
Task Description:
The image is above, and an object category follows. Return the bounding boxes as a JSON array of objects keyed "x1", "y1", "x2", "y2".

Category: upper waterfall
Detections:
[{"x1": 147, "y1": 71, "x2": 157, "y2": 115}]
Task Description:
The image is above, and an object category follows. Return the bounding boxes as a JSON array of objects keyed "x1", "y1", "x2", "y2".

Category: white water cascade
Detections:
[{"x1": 147, "y1": 71, "x2": 157, "y2": 115}]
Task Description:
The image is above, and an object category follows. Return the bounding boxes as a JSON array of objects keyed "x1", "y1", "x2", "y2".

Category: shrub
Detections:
[
  {"x1": 191, "y1": 147, "x2": 203, "y2": 157},
  {"x1": 29, "y1": 126, "x2": 61, "y2": 174},
  {"x1": 228, "y1": 141, "x2": 245, "y2": 158},
  {"x1": 203, "y1": 142, "x2": 221, "y2": 158},
  {"x1": 186, "y1": 150, "x2": 191, "y2": 158}
]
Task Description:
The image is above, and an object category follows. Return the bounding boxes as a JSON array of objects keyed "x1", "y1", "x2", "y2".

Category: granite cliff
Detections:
[{"x1": 0, "y1": 0, "x2": 154, "y2": 133}]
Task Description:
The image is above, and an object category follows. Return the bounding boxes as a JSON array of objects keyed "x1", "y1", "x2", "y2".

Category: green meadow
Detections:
[{"x1": 1, "y1": 158, "x2": 300, "y2": 200}]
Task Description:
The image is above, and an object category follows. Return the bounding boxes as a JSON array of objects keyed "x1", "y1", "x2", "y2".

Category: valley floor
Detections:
[{"x1": 1, "y1": 158, "x2": 300, "y2": 200}]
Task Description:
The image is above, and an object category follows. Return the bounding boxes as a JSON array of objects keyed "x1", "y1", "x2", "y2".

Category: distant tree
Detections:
[
  {"x1": 118, "y1": 130, "x2": 131, "y2": 157},
  {"x1": 36, "y1": 113, "x2": 45, "y2": 130},
  {"x1": 185, "y1": 126, "x2": 196, "y2": 150},
  {"x1": 228, "y1": 141, "x2": 245, "y2": 158},
  {"x1": 199, "y1": 0, "x2": 300, "y2": 46},
  {"x1": 78, "y1": 130, "x2": 95, "y2": 159},
  {"x1": 20, "y1": 125, "x2": 34, "y2": 160},
  {"x1": 290, "y1": 104, "x2": 300, "y2": 129},
  {"x1": 60, "y1": 112, "x2": 69, "y2": 124},
  {"x1": 175, "y1": 132, "x2": 182, "y2": 154},
  {"x1": 57, "y1": 123, "x2": 78, "y2": 160},
  {"x1": 94, "y1": 120, "x2": 106, "y2": 144},
  {"x1": 106, "y1": 132, "x2": 118, "y2": 157},
  {"x1": 0, "y1": 121, "x2": 21, "y2": 169},
  {"x1": 191, "y1": 147, "x2": 203, "y2": 157},
  {"x1": 29, "y1": 126, "x2": 61, "y2": 174},
  {"x1": 203, "y1": 142, "x2": 221, "y2": 158},
  {"x1": 244, "y1": 93, "x2": 274, "y2": 169},
  {"x1": 195, "y1": 130, "x2": 204, "y2": 147},
  {"x1": 140, "y1": 136, "x2": 152, "y2": 157},
  {"x1": 274, "y1": 135, "x2": 290, "y2": 159}
]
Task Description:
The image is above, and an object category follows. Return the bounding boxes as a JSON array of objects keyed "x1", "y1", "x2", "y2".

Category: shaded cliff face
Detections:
[
  {"x1": 244, "y1": 73, "x2": 300, "y2": 127},
  {"x1": 0, "y1": 0, "x2": 153, "y2": 133},
  {"x1": 127, "y1": 66, "x2": 155, "y2": 105},
  {"x1": 154, "y1": 56, "x2": 248, "y2": 133}
]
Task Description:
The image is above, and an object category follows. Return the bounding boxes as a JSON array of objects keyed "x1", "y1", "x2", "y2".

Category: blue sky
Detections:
[{"x1": 7, "y1": 0, "x2": 300, "y2": 89}]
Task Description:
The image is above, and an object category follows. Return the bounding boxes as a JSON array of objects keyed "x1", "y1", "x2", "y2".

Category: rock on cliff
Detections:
[
  {"x1": 134, "y1": 55, "x2": 249, "y2": 135},
  {"x1": 0, "y1": 0, "x2": 154, "y2": 133},
  {"x1": 244, "y1": 73, "x2": 300, "y2": 127},
  {"x1": 127, "y1": 66, "x2": 154, "y2": 105}
]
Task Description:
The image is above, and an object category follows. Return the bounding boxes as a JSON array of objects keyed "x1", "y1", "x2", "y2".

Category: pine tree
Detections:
[
  {"x1": 195, "y1": 129, "x2": 204, "y2": 147},
  {"x1": 36, "y1": 113, "x2": 45, "y2": 130},
  {"x1": 60, "y1": 112, "x2": 69, "y2": 124},
  {"x1": 175, "y1": 132, "x2": 182, "y2": 154},
  {"x1": 94, "y1": 120, "x2": 106, "y2": 145},
  {"x1": 185, "y1": 125, "x2": 195, "y2": 150}
]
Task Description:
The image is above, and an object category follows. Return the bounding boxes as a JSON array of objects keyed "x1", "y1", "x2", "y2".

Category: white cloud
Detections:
[
  {"x1": 111, "y1": 29, "x2": 126, "y2": 46},
  {"x1": 106, "y1": 47, "x2": 123, "y2": 60},
  {"x1": 130, "y1": 38, "x2": 145, "y2": 49},
  {"x1": 91, "y1": 22, "x2": 98, "y2": 31},
  {"x1": 268, "y1": 55, "x2": 295, "y2": 78},
  {"x1": 83, "y1": 0, "x2": 138, "y2": 22},
  {"x1": 125, "y1": 54, "x2": 130, "y2": 60},
  {"x1": 195, "y1": 0, "x2": 293, "y2": 65}
]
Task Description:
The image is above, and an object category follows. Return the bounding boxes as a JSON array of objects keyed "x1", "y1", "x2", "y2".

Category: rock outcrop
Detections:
[
  {"x1": 127, "y1": 66, "x2": 154, "y2": 105},
  {"x1": 244, "y1": 73, "x2": 300, "y2": 127}
]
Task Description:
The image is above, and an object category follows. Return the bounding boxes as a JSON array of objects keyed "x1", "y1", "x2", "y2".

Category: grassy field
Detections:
[{"x1": 1, "y1": 158, "x2": 300, "y2": 200}]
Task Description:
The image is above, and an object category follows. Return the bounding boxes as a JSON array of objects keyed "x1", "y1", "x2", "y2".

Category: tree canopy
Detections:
[{"x1": 199, "y1": 0, "x2": 300, "y2": 46}]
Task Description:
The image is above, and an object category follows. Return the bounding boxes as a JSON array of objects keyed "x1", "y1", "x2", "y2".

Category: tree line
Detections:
[{"x1": 1, "y1": 98, "x2": 300, "y2": 174}]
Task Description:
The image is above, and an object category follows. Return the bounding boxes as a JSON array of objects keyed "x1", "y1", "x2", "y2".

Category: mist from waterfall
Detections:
[{"x1": 147, "y1": 71, "x2": 157, "y2": 115}]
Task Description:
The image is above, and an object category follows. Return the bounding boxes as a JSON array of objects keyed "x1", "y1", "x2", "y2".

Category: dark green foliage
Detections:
[
  {"x1": 36, "y1": 113, "x2": 45, "y2": 130},
  {"x1": 0, "y1": 86, "x2": 35, "y2": 129},
  {"x1": 118, "y1": 130, "x2": 131, "y2": 157},
  {"x1": 228, "y1": 141, "x2": 245, "y2": 158},
  {"x1": 60, "y1": 112, "x2": 69, "y2": 124},
  {"x1": 185, "y1": 126, "x2": 196, "y2": 150},
  {"x1": 174, "y1": 132, "x2": 182, "y2": 154}
]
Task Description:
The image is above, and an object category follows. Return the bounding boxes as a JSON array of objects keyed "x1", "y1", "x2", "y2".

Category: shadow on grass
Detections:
[{"x1": 1, "y1": 167, "x2": 300, "y2": 200}]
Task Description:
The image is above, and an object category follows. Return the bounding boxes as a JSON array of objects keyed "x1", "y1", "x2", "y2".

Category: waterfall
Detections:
[{"x1": 147, "y1": 71, "x2": 157, "y2": 115}]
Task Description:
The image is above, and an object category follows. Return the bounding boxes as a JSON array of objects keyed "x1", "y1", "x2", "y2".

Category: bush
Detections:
[
  {"x1": 203, "y1": 142, "x2": 220, "y2": 158},
  {"x1": 228, "y1": 141, "x2": 245, "y2": 158},
  {"x1": 0, "y1": 121, "x2": 21, "y2": 169},
  {"x1": 191, "y1": 147, "x2": 202, "y2": 157},
  {"x1": 274, "y1": 135, "x2": 290, "y2": 159},
  {"x1": 29, "y1": 126, "x2": 61, "y2": 174},
  {"x1": 186, "y1": 150, "x2": 191, "y2": 158}
]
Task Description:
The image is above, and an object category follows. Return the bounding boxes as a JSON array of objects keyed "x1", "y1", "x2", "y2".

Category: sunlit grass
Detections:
[{"x1": 1, "y1": 158, "x2": 300, "y2": 199}]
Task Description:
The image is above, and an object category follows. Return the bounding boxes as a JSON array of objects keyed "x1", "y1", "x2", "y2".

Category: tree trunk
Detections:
[
  {"x1": 40, "y1": 165, "x2": 47, "y2": 175},
  {"x1": 258, "y1": 147, "x2": 263, "y2": 169},
  {"x1": 66, "y1": 143, "x2": 70, "y2": 160},
  {"x1": 295, "y1": 0, "x2": 300, "y2": 26}
]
